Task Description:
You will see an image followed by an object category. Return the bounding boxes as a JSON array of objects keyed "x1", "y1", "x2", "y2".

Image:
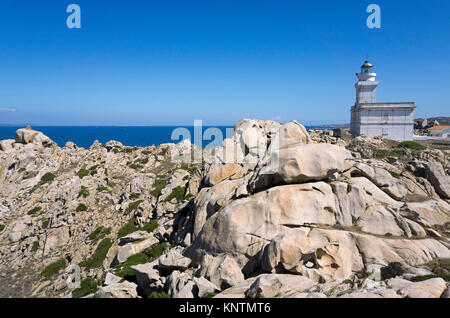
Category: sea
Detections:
[{"x1": 0, "y1": 125, "x2": 345, "y2": 149}]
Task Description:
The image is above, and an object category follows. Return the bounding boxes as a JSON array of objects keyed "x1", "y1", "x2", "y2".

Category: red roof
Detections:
[{"x1": 428, "y1": 125, "x2": 450, "y2": 131}]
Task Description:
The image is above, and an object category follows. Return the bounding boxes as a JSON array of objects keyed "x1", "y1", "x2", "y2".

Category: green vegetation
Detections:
[
  {"x1": 148, "y1": 291, "x2": 171, "y2": 298},
  {"x1": 374, "y1": 149, "x2": 402, "y2": 159},
  {"x1": 42, "y1": 219, "x2": 50, "y2": 229},
  {"x1": 142, "y1": 150, "x2": 151, "y2": 156},
  {"x1": 410, "y1": 274, "x2": 450, "y2": 282},
  {"x1": 118, "y1": 218, "x2": 138, "y2": 238},
  {"x1": 158, "y1": 148, "x2": 168, "y2": 156},
  {"x1": 180, "y1": 163, "x2": 198, "y2": 175},
  {"x1": 80, "y1": 238, "x2": 113, "y2": 269},
  {"x1": 150, "y1": 178, "x2": 167, "y2": 197},
  {"x1": 128, "y1": 163, "x2": 143, "y2": 170},
  {"x1": 88, "y1": 226, "x2": 111, "y2": 243},
  {"x1": 145, "y1": 242, "x2": 168, "y2": 260},
  {"x1": 0, "y1": 224, "x2": 5, "y2": 232},
  {"x1": 76, "y1": 169, "x2": 89, "y2": 179},
  {"x1": 201, "y1": 292, "x2": 217, "y2": 298},
  {"x1": 141, "y1": 220, "x2": 158, "y2": 233},
  {"x1": 387, "y1": 170, "x2": 401, "y2": 179},
  {"x1": 398, "y1": 141, "x2": 426, "y2": 151},
  {"x1": 107, "y1": 181, "x2": 117, "y2": 188},
  {"x1": 28, "y1": 206, "x2": 42, "y2": 216},
  {"x1": 78, "y1": 186, "x2": 90, "y2": 198},
  {"x1": 114, "y1": 253, "x2": 150, "y2": 278},
  {"x1": 185, "y1": 193, "x2": 194, "y2": 201},
  {"x1": 164, "y1": 186, "x2": 186, "y2": 203},
  {"x1": 31, "y1": 241, "x2": 39, "y2": 252},
  {"x1": 76, "y1": 203, "x2": 88, "y2": 212},
  {"x1": 40, "y1": 172, "x2": 55, "y2": 185},
  {"x1": 96, "y1": 186, "x2": 108, "y2": 192},
  {"x1": 137, "y1": 157, "x2": 149, "y2": 165},
  {"x1": 41, "y1": 258, "x2": 67, "y2": 278},
  {"x1": 126, "y1": 200, "x2": 143, "y2": 213},
  {"x1": 129, "y1": 193, "x2": 140, "y2": 200},
  {"x1": 72, "y1": 277, "x2": 101, "y2": 298}
]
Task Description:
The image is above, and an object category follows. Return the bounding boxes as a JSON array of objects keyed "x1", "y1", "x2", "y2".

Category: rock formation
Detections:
[{"x1": 0, "y1": 121, "x2": 449, "y2": 298}]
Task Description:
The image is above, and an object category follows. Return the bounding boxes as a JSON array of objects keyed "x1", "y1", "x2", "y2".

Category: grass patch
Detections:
[
  {"x1": 201, "y1": 292, "x2": 217, "y2": 298},
  {"x1": 398, "y1": 141, "x2": 426, "y2": 151},
  {"x1": 128, "y1": 163, "x2": 143, "y2": 170},
  {"x1": 31, "y1": 241, "x2": 39, "y2": 252},
  {"x1": 141, "y1": 220, "x2": 158, "y2": 233},
  {"x1": 41, "y1": 258, "x2": 67, "y2": 278},
  {"x1": 72, "y1": 277, "x2": 101, "y2": 298},
  {"x1": 126, "y1": 200, "x2": 143, "y2": 213},
  {"x1": 0, "y1": 224, "x2": 5, "y2": 232},
  {"x1": 375, "y1": 149, "x2": 402, "y2": 159},
  {"x1": 410, "y1": 274, "x2": 450, "y2": 282},
  {"x1": 118, "y1": 218, "x2": 138, "y2": 238},
  {"x1": 76, "y1": 169, "x2": 89, "y2": 179},
  {"x1": 114, "y1": 253, "x2": 150, "y2": 278},
  {"x1": 158, "y1": 148, "x2": 168, "y2": 156},
  {"x1": 96, "y1": 186, "x2": 108, "y2": 192},
  {"x1": 145, "y1": 242, "x2": 168, "y2": 260},
  {"x1": 150, "y1": 179, "x2": 167, "y2": 197},
  {"x1": 387, "y1": 170, "x2": 401, "y2": 178},
  {"x1": 28, "y1": 206, "x2": 42, "y2": 216},
  {"x1": 142, "y1": 150, "x2": 151, "y2": 156},
  {"x1": 148, "y1": 291, "x2": 171, "y2": 298},
  {"x1": 180, "y1": 163, "x2": 198, "y2": 175},
  {"x1": 129, "y1": 193, "x2": 140, "y2": 200},
  {"x1": 42, "y1": 219, "x2": 50, "y2": 229},
  {"x1": 164, "y1": 186, "x2": 186, "y2": 203},
  {"x1": 78, "y1": 186, "x2": 90, "y2": 198},
  {"x1": 79, "y1": 238, "x2": 113, "y2": 269},
  {"x1": 88, "y1": 226, "x2": 111, "y2": 243},
  {"x1": 40, "y1": 172, "x2": 55, "y2": 185},
  {"x1": 76, "y1": 203, "x2": 88, "y2": 212},
  {"x1": 107, "y1": 181, "x2": 117, "y2": 188}
]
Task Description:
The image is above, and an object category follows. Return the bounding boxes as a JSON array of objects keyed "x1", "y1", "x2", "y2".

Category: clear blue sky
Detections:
[{"x1": 0, "y1": 0, "x2": 449, "y2": 126}]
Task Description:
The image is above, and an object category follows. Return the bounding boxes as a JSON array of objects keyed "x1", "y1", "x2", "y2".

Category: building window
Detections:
[{"x1": 383, "y1": 112, "x2": 389, "y2": 121}]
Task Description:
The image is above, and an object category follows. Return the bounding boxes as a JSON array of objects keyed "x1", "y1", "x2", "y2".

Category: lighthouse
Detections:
[{"x1": 350, "y1": 60, "x2": 416, "y2": 141}]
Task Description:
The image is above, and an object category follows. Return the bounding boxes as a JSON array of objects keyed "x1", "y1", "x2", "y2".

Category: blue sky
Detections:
[{"x1": 0, "y1": 0, "x2": 449, "y2": 126}]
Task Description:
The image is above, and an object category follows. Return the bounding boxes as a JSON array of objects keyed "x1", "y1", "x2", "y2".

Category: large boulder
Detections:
[
  {"x1": 424, "y1": 162, "x2": 450, "y2": 199},
  {"x1": 249, "y1": 143, "x2": 353, "y2": 192},
  {"x1": 0, "y1": 139, "x2": 15, "y2": 152},
  {"x1": 14, "y1": 127, "x2": 53, "y2": 147},
  {"x1": 158, "y1": 247, "x2": 192, "y2": 272},
  {"x1": 245, "y1": 274, "x2": 316, "y2": 298},
  {"x1": 94, "y1": 281, "x2": 138, "y2": 298},
  {"x1": 195, "y1": 254, "x2": 245, "y2": 289}
]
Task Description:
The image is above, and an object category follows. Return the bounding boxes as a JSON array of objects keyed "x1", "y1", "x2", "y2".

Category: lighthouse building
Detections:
[{"x1": 350, "y1": 61, "x2": 415, "y2": 141}]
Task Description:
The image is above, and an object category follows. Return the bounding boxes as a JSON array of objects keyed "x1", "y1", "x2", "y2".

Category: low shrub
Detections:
[
  {"x1": 76, "y1": 169, "x2": 89, "y2": 179},
  {"x1": 126, "y1": 200, "x2": 143, "y2": 213},
  {"x1": 76, "y1": 203, "x2": 88, "y2": 212},
  {"x1": 88, "y1": 226, "x2": 111, "y2": 243},
  {"x1": 40, "y1": 172, "x2": 55, "y2": 185},
  {"x1": 96, "y1": 186, "x2": 108, "y2": 192},
  {"x1": 201, "y1": 292, "x2": 217, "y2": 298},
  {"x1": 145, "y1": 242, "x2": 168, "y2": 260},
  {"x1": 398, "y1": 141, "x2": 426, "y2": 151},
  {"x1": 41, "y1": 258, "x2": 67, "y2": 278},
  {"x1": 410, "y1": 274, "x2": 450, "y2": 282},
  {"x1": 79, "y1": 238, "x2": 113, "y2": 269},
  {"x1": 150, "y1": 179, "x2": 166, "y2": 197},
  {"x1": 114, "y1": 253, "x2": 150, "y2": 278},
  {"x1": 31, "y1": 241, "x2": 39, "y2": 252},
  {"x1": 164, "y1": 186, "x2": 186, "y2": 203},
  {"x1": 42, "y1": 219, "x2": 50, "y2": 229},
  {"x1": 0, "y1": 224, "x2": 5, "y2": 232},
  {"x1": 141, "y1": 220, "x2": 158, "y2": 233},
  {"x1": 72, "y1": 277, "x2": 101, "y2": 298},
  {"x1": 148, "y1": 291, "x2": 171, "y2": 298},
  {"x1": 28, "y1": 206, "x2": 42, "y2": 216},
  {"x1": 117, "y1": 218, "x2": 137, "y2": 238},
  {"x1": 78, "y1": 186, "x2": 90, "y2": 198}
]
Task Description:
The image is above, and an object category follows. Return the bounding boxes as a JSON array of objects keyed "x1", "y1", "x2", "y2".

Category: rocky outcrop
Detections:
[{"x1": 0, "y1": 121, "x2": 449, "y2": 299}]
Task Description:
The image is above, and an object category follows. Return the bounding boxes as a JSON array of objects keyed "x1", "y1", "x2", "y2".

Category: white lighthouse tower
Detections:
[{"x1": 350, "y1": 60, "x2": 416, "y2": 141}]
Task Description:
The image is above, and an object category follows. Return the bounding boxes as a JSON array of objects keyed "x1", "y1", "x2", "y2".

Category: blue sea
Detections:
[{"x1": 0, "y1": 125, "x2": 342, "y2": 149}]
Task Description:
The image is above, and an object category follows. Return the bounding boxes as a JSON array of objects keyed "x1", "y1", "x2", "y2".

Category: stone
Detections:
[
  {"x1": 131, "y1": 261, "x2": 160, "y2": 296},
  {"x1": 115, "y1": 236, "x2": 159, "y2": 264},
  {"x1": 0, "y1": 139, "x2": 15, "y2": 152},
  {"x1": 94, "y1": 281, "x2": 138, "y2": 298},
  {"x1": 165, "y1": 270, "x2": 193, "y2": 298},
  {"x1": 158, "y1": 247, "x2": 192, "y2": 272},
  {"x1": 195, "y1": 254, "x2": 245, "y2": 289},
  {"x1": 397, "y1": 278, "x2": 447, "y2": 298},
  {"x1": 205, "y1": 163, "x2": 245, "y2": 186},
  {"x1": 424, "y1": 162, "x2": 450, "y2": 199},
  {"x1": 44, "y1": 227, "x2": 71, "y2": 254},
  {"x1": 119, "y1": 231, "x2": 153, "y2": 244},
  {"x1": 245, "y1": 274, "x2": 315, "y2": 298},
  {"x1": 192, "y1": 276, "x2": 219, "y2": 298},
  {"x1": 104, "y1": 272, "x2": 122, "y2": 286},
  {"x1": 250, "y1": 143, "x2": 353, "y2": 192}
]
